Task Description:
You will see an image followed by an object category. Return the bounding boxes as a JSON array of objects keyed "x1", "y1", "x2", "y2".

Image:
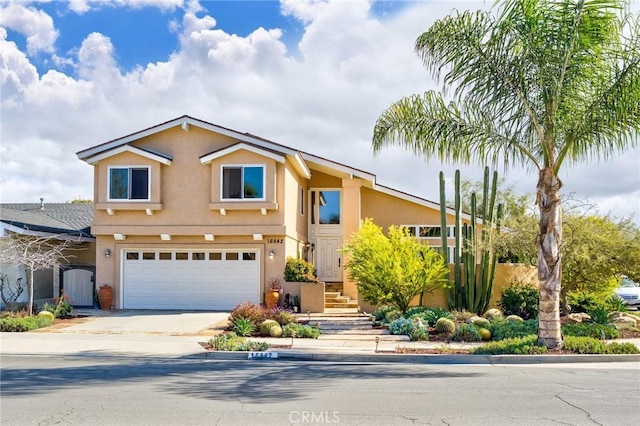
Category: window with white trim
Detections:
[
  {"x1": 221, "y1": 165, "x2": 265, "y2": 200},
  {"x1": 401, "y1": 225, "x2": 456, "y2": 239},
  {"x1": 109, "y1": 166, "x2": 150, "y2": 201}
]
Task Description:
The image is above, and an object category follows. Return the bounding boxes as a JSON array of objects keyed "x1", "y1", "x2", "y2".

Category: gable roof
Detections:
[
  {"x1": 0, "y1": 203, "x2": 95, "y2": 240},
  {"x1": 76, "y1": 115, "x2": 472, "y2": 220}
]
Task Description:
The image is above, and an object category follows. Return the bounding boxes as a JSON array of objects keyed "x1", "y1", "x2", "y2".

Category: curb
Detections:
[{"x1": 189, "y1": 350, "x2": 640, "y2": 364}]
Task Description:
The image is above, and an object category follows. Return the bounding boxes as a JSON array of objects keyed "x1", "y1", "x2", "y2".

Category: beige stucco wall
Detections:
[{"x1": 89, "y1": 125, "x2": 307, "y2": 308}]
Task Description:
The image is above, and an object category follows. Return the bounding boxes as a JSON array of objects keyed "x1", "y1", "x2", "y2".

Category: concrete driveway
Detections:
[{"x1": 58, "y1": 310, "x2": 230, "y2": 336}]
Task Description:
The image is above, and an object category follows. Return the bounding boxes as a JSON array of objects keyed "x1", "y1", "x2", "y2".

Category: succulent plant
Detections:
[
  {"x1": 260, "y1": 319, "x2": 280, "y2": 336},
  {"x1": 483, "y1": 308, "x2": 504, "y2": 321},
  {"x1": 435, "y1": 317, "x2": 455, "y2": 333},
  {"x1": 472, "y1": 317, "x2": 491, "y2": 329},
  {"x1": 269, "y1": 324, "x2": 283, "y2": 337}
]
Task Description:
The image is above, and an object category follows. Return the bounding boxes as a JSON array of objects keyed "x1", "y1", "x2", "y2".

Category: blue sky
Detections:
[
  {"x1": 1, "y1": 0, "x2": 638, "y2": 223},
  {"x1": 8, "y1": 0, "x2": 412, "y2": 76}
]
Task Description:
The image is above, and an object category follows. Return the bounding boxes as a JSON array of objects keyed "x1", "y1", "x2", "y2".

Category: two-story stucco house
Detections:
[{"x1": 77, "y1": 115, "x2": 471, "y2": 312}]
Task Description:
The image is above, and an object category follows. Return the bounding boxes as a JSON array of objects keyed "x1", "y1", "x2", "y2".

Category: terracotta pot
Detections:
[
  {"x1": 98, "y1": 285, "x2": 113, "y2": 311},
  {"x1": 265, "y1": 290, "x2": 280, "y2": 310}
]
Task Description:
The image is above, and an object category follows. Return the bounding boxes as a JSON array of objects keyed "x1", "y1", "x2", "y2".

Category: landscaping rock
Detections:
[
  {"x1": 610, "y1": 312, "x2": 640, "y2": 326},
  {"x1": 483, "y1": 309, "x2": 503, "y2": 321},
  {"x1": 566, "y1": 313, "x2": 591, "y2": 324},
  {"x1": 467, "y1": 315, "x2": 482, "y2": 324}
]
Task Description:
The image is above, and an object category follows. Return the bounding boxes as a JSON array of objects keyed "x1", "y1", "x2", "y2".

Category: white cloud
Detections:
[
  {"x1": 68, "y1": 0, "x2": 185, "y2": 14},
  {"x1": 0, "y1": 2, "x2": 58, "y2": 54},
  {"x1": 0, "y1": 0, "x2": 638, "y2": 224}
]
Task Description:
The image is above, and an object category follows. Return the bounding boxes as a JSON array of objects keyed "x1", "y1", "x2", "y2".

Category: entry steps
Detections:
[{"x1": 324, "y1": 291, "x2": 358, "y2": 309}]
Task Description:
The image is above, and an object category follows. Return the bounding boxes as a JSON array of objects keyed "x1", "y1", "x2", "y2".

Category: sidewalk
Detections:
[{"x1": 2, "y1": 310, "x2": 640, "y2": 364}]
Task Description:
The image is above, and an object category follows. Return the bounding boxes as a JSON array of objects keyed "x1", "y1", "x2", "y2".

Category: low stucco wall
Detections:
[
  {"x1": 357, "y1": 263, "x2": 537, "y2": 313},
  {"x1": 301, "y1": 282, "x2": 325, "y2": 313}
]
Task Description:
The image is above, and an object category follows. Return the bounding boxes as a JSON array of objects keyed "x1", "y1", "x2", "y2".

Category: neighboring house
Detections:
[
  {"x1": 77, "y1": 115, "x2": 521, "y2": 312},
  {"x1": 0, "y1": 202, "x2": 96, "y2": 309}
]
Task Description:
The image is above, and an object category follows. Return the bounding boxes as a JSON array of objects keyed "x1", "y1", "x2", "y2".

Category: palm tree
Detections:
[{"x1": 372, "y1": 0, "x2": 640, "y2": 348}]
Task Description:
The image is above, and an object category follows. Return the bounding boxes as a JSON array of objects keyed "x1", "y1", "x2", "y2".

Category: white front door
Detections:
[
  {"x1": 316, "y1": 236, "x2": 342, "y2": 282},
  {"x1": 309, "y1": 189, "x2": 343, "y2": 282}
]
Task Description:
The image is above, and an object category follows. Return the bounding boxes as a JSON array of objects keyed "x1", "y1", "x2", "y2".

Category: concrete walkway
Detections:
[{"x1": 2, "y1": 310, "x2": 640, "y2": 364}]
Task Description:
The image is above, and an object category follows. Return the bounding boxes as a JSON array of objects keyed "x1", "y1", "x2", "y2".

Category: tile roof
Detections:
[{"x1": 0, "y1": 203, "x2": 94, "y2": 238}]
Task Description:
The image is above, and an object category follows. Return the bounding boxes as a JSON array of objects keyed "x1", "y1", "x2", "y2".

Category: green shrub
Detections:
[
  {"x1": 229, "y1": 302, "x2": 266, "y2": 328},
  {"x1": 384, "y1": 309, "x2": 402, "y2": 325},
  {"x1": 207, "y1": 334, "x2": 269, "y2": 351},
  {"x1": 587, "y1": 306, "x2": 611, "y2": 325},
  {"x1": 265, "y1": 308, "x2": 297, "y2": 326},
  {"x1": 472, "y1": 335, "x2": 547, "y2": 355},
  {"x1": 260, "y1": 319, "x2": 280, "y2": 336},
  {"x1": 422, "y1": 307, "x2": 454, "y2": 326},
  {"x1": 0, "y1": 315, "x2": 53, "y2": 332},
  {"x1": 567, "y1": 291, "x2": 606, "y2": 313},
  {"x1": 43, "y1": 294, "x2": 73, "y2": 318},
  {"x1": 498, "y1": 282, "x2": 539, "y2": 320},
  {"x1": 435, "y1": 317, "x2": 455, "y2": 333},
  {"x1": 284, "y1": 257, "x2": 317, "y2": 282},
  {"x1": 281, "y1": 323, "x2": 321, "y2": 339},
  {"x1": 490, "y1": 319, "x2": 539, "y2": 340},
  {"x1": 562, "y1": 336, "x2": 638, "y2": 354},
  {"x1": 606, "y1": 342, "x2": 640, "y2": 354},
  {"x1": 373, "y1": 305, "x2": 395, "y2": 322},
  {"x1": 561, "y1": 323, "x2": 619, "y2": 339},
  {"x1": 450, "y1": 323, "x2": 482, "y2": 342},
  {"x1": 230, "y1": 317, "x2": 256, "y2": 337},
  {"x1": 405, "y1": 306, "x2": 428, "y2": 317}
]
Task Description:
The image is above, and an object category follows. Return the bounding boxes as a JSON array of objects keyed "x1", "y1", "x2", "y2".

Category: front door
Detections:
[{"x1": 309, "y1": 189, "x2": 343, "y2": 282}]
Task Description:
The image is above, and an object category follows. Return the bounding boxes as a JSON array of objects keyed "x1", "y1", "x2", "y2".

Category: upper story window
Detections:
[
  {"x1": 221, "y1": 165, "x2": 265, "y2": 200},
  {"x1": 109, "y1": 166, "x2": 150, "y2": 201},
  {"x1": 310, "y1": 190, "x2": 340, "y2": 225}
]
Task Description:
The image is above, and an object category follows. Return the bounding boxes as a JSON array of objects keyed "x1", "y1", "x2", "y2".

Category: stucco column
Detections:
[{"x1": 341, "y1": 178, "x2": 361, "y2": 300}]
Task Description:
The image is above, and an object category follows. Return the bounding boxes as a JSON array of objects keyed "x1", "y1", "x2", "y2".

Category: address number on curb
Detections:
[{"x1": 248, "y1": 352, "x2": 278, "y2": 359}]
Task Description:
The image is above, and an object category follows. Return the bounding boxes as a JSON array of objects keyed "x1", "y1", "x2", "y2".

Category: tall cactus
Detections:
[{"x1": 440, "y1": 167, "x2": 503, "y2": 314}]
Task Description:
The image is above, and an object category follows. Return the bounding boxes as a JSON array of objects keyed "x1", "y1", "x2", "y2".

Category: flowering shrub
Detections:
[{"x1": 43, "y1": 294, "x2": 73, "y2": 318}]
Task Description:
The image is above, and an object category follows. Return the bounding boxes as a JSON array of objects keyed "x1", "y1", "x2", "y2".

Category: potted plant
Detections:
[
  {"x1": 265, "y1": 277, "x2": 282, "y2": 309},
  {"x1": 283, "y1": 257, "x2": 324, "y2": 313}
]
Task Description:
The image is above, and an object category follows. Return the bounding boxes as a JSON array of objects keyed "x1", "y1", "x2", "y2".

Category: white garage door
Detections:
[{"x1": 123, "y1": 249, "x2": 260, "y2": 310}]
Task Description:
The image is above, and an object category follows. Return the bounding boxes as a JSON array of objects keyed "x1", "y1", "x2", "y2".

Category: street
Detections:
[{"x1": 1, "y1": 355, "x2": 638, "y2": 425}]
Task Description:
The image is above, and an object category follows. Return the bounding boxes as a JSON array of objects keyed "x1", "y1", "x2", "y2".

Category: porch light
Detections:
[
  {"x1": 269, "y1": 250, "x2": 275, "y2": 259},
  {"x1": 113, "y1": 233, "x2": 126, "y2": 240},
  {"x1": 105, "y1": 249, "x2": 111, "y2": 258},
  {"x1": 160, "y1": 234, "x2": 171, "y2": 241}
]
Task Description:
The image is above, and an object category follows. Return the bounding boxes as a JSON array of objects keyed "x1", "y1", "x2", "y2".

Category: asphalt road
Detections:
[{"x1": 1, "y1": 355, "x2": 638, "y2": 426}]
